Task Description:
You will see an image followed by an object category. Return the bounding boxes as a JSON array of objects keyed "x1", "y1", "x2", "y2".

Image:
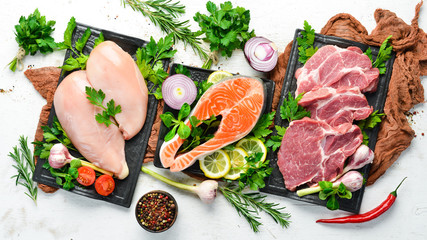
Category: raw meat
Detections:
[
  {"x1": 54, "y1": 70, "x2": 129, "y2": 179},
  {"x1": 295, "y1": 45, "x2": 380, "y2": 95},
  {"x1": 277, "y1": 117, "x2": 362, "y2": 191},
  {"x1": 298, "y1": 87, "x2": 373, "y2": 130},
  {"x1": 86, "y1": 41, "x2": 148, "y2": 140},
  {"x1": 160, "y1": 76, "x2": 265, "y2": 172}
]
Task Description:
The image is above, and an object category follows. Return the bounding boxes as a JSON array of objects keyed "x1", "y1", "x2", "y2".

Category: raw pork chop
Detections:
[
  {"x1": 277, "y1": 117, "x2": 363, "y2": 191},
  {"x1": 295, "y1": 45, "x2": 379, "y2": 95},
  {"x1": 87, "y1": 41, "x2": 148, "y2": 140},
  {"x1": 54, "y1": 71, "x2": 129, "y2": 179},
  {"x1": 298, "y1": 87, "x2": 373, "y2": 130}
]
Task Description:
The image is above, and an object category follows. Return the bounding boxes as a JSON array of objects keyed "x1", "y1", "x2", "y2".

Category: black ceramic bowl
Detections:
[{"x1": 135, "y1": 190, "x2": 178, "y2": 233}]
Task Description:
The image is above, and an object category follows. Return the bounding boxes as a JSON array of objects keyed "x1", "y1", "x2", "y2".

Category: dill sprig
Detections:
[
  {"x1": 219, "y1": 186, "x2": 291, "y2": 232},
  {"x1": 9, "y1": 136, "x2": 38, "y2": 205},
  {"x1": 122, "y1": 0, "x2": 208, "y2": 60}
]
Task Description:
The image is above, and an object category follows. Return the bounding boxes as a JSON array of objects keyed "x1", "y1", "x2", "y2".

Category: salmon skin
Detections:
[{"x1": 159, "y1": 76, "x2": 266, "y2": 172}]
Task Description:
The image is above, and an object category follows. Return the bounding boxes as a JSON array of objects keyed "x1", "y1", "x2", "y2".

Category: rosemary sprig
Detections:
[
  {"x1": 122, "y1": 0, "x2": 208, "y2": 60},
  {"x1": 9, "y1": 136, "x2": 38, "y2": 205},
  {"x1": 219, "y1": 186, "x2": 291, "y2": 232}
]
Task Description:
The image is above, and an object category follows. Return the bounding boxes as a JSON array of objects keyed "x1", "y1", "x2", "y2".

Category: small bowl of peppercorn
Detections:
[{"x1": 135, "y1": 190, "x2": 178, "y2": 233}]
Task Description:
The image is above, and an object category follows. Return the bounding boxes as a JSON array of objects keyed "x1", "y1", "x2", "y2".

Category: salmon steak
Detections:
[{"x1": 159, "y1": 76, "x2": 266, "y2": 172}]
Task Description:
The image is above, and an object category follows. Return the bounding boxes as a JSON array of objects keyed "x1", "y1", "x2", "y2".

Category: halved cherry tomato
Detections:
[
  {"x1": 77, "y1": 166, "x2": 96, "y2": 186},
  {"x1": 95, "y1": 174, "x2": 115, "y2": 196}
]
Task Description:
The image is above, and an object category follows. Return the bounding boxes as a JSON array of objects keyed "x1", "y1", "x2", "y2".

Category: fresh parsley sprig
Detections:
[
  {"x1": 238, "y1": 153, "x2": 273, "y2": 191},
  {"x1": 135, "y1": 34, "x2": 177, "y2": 99},
  {"x1": 33, "y1": 117, "x2": 76, "y2": 159},
  {"x1": 194, "y1": 1, "x2": 256, "y2": 69},
  {"x1": 59, "y1": 17, "x2": 105, "y2": 72},
  {"x1": 160, "y1": 103, "x2": 191, "y2": 141},
  {"x1": 280, "y1": 92, "x2": 311, "y2": 123},
  {"x1": 122, "y1": 0, "x2": 208, "y2": 61},
  {"x1": 85, "y1": 87, "x2": 122, "y2": 127},
  {"x1": 8, "y1": 9, "x2": 59, "y2": 72},
  {"x1": 265, "y1": 92, "x2": 310, "y2": 151},
  {"x1": 297, "y1": 20, "x2": 318, "y2": 64},
  {"x1": 174, "y1": 64, "x2": 191, "y2": 77},
  {"x1": 219, "y1": 186, "x2": 291, "y2": 232},
  {"x1": 364, "y1": 35, "x2": 393, "y2": 74},
  {"x1": 9, "y1": 136, "x2": 38, "y2": 205},
  {"x1": 318, "y1": 181, "x2": 352, "y2": 210},
  {"x1": 357, "y1": 110, "x2": 385, "y2": 145},
  {"x1": 250, "y1": 112, "x2": 275, "y2": 143}
]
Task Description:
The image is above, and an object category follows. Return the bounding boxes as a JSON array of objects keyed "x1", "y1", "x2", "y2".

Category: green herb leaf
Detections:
[
  {"x1": 297, "y1": 20, "x2": 318, "y2": 64},
  {"x1": 175, "y1": 64, "x2": 191, "y2": 77},
  {"x1": 357, "y1": 110, "x2": 385, "y2": 145},
  {"x1": 326, "y1": 196, "x2": 339, "y2": 210},
  {"x1": 178, "y1": 103, "x2": 191, "y2": 121},
  {"x1": 194, "y1": 1, "x2": 255, "y2": 66},
  {"x1": 280, "y1": 92, "x2": 310, "y2": 123},
  {"x1": 94, "y1": 32, "x2": 105, "y2": 48},
  {"x1": 178, "y1": 122, "x2": 191, "y2": 139},
  {"x1": 160, "y1": 112, "x2": 175, "y2": 128},
  {"x1": 237, "y1": 153, "x2": 273, "y2": 191},
  {"x1": 63, "y1": 17, "x2": 76, "y2": 48},
  {"x1": 164, "y1": 125, "x2": 178, "y2": 142},
  {"x1": 9, "y1": 136, "x2": 38, "y2": 204},
  {"x1": 251, "y1": 111, "x2": 275, "y2": 142},
  {"x1": 75, "y1": 28, "x2": 92, "y2": 52}
]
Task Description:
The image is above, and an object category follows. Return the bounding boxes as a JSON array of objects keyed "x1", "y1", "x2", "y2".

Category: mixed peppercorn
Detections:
[{"x1": 136, "y1": 191, "x2": 177, "y2": 232}]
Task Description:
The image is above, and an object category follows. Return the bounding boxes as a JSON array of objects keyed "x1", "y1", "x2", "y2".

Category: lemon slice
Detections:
[
  {"x1": 235, "y1": 137, "x2": 267, "y2": 165},
  {"x1": 224, "y1": 147, "x2": 248, "y2": 180},
  {"x1": 199, "y1": 150, "x2": 231, "y2": 179},
  {"x1": 207, "y1": 70, "x2": 233, "y2": 84}
]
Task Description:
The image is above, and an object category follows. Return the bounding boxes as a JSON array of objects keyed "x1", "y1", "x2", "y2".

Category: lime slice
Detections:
[
  {"x1": 199, "y1": 150, "x2": 231, "y2": 179},
  {"x1": 224, "y1": 147, "x2": 248, "y2": 180},
  {"x1": 207, "y1": 70, "x2": 233, "y2": 84},
  {"x1": 235, "y1": 137, "x2": 267, "y2": 165}
]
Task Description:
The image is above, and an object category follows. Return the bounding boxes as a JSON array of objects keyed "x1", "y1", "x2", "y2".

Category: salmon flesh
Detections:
[{"x1": 159, "y1": 76, "x2": 266, "y2": 172}]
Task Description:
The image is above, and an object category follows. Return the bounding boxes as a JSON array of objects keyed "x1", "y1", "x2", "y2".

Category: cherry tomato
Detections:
[
  {"x1": 76, "y1": 166, "x2": 96, "y2": 186},
  {"x1": 95, "y1": 175, "x2": 115, "y2": 196}
]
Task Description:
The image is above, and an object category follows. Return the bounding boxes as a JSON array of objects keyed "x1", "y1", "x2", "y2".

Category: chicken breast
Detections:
[
  {"x1": 54, "y1": 70, "x2": 129, "y2": 179},
  {"x1": 86, "y1": 41, "x2": 148, "y2": 140}
]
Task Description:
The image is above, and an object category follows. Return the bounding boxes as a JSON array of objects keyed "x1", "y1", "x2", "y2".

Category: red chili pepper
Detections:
[{"x1": 316, "y1": 177, "x2": 407, "y2": 224}]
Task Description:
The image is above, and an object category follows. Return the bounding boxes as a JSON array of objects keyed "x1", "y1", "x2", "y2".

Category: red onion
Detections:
[
  {"x1": 244, "y1": 36, "x2": 278, "y2": 72},
  {"x1": 162, "y1": 74, "x2": 197, "y2": 110}
]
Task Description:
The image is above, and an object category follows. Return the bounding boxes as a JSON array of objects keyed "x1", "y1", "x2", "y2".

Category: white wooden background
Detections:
[{"x1": 0, "y1": 0, "x2": 426, "y2": 239}]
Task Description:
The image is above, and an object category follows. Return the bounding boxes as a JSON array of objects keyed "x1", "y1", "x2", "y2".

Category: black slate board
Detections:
[
  {"x1": 33, "y1": 23, "x2": 166, "y2": 208},
  {"x1": 260, "y1": 29, "x2": 396, "y2": 213},
  {"x1": 153, "y1": 64, "x2": 275, "y2": 175}
]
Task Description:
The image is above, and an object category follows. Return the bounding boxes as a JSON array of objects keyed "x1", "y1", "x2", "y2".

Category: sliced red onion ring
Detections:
[
  {"x1": 244, "y1": 36, "x2": 279, "y2": 72},
  {"x1": 162, "y1": 74, "x2": 197, "y2": 110}
]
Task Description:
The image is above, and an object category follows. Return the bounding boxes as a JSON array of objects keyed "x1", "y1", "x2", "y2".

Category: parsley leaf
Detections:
[
  {"x1": 175, "y1": 64, "x2": 191, "y2": 78},
  {"x1": 135, "y1": 34, "x2": 177, "y2": 100},
  {"x1": 60, "y1": 17, "x2": 104, "y2": 73},
  {"x1": 250, "y1": 112, "x2": 276, "y2": 142},
  {"x1": 265, "y1": 125, "x2": 286, "y2": 152},
  {"x1": 280, "y1": 92, "x2": 311, "y2": 123},
  {"x1": 357, "y1": 110, "x2": 385, "y2": 145},
  {"x1": 85, "y1": 87, "x2": 122, "y2": 127},
  {"x1": 194, "y1": 1, "x2": 256, "y2": 68},
  {"x1": 9, "y1": 9, "x2": 59, "y2": 72},
  {"x1": 238, "y1": 153, "x2": 273, "y2": 191},
  {"x1": 297, "y1": 20, "x2": 318, "y2": 64},
  {"x1": 368, "y1": 35, "x2": 393, "y2": 74}
]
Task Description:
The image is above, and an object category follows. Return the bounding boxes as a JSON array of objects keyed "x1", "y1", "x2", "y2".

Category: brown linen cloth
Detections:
[
  {"x1": 269, "y1": 2, "x2": 427, "y2": 185},
  {"x1": 25, "y1": 67, "x2": 61, "y2": 193}
]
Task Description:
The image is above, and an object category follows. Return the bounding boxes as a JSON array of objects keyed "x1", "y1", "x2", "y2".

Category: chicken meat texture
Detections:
[
  {"x1": 53, "y1": 41, "x2": 149, "y2": 179},
  {"x1": 54, "y1": 70, "x2": 129, "y2": 179},
  {"x1": 86, "y1": 41, "x2": 148, "y2": 140}
]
